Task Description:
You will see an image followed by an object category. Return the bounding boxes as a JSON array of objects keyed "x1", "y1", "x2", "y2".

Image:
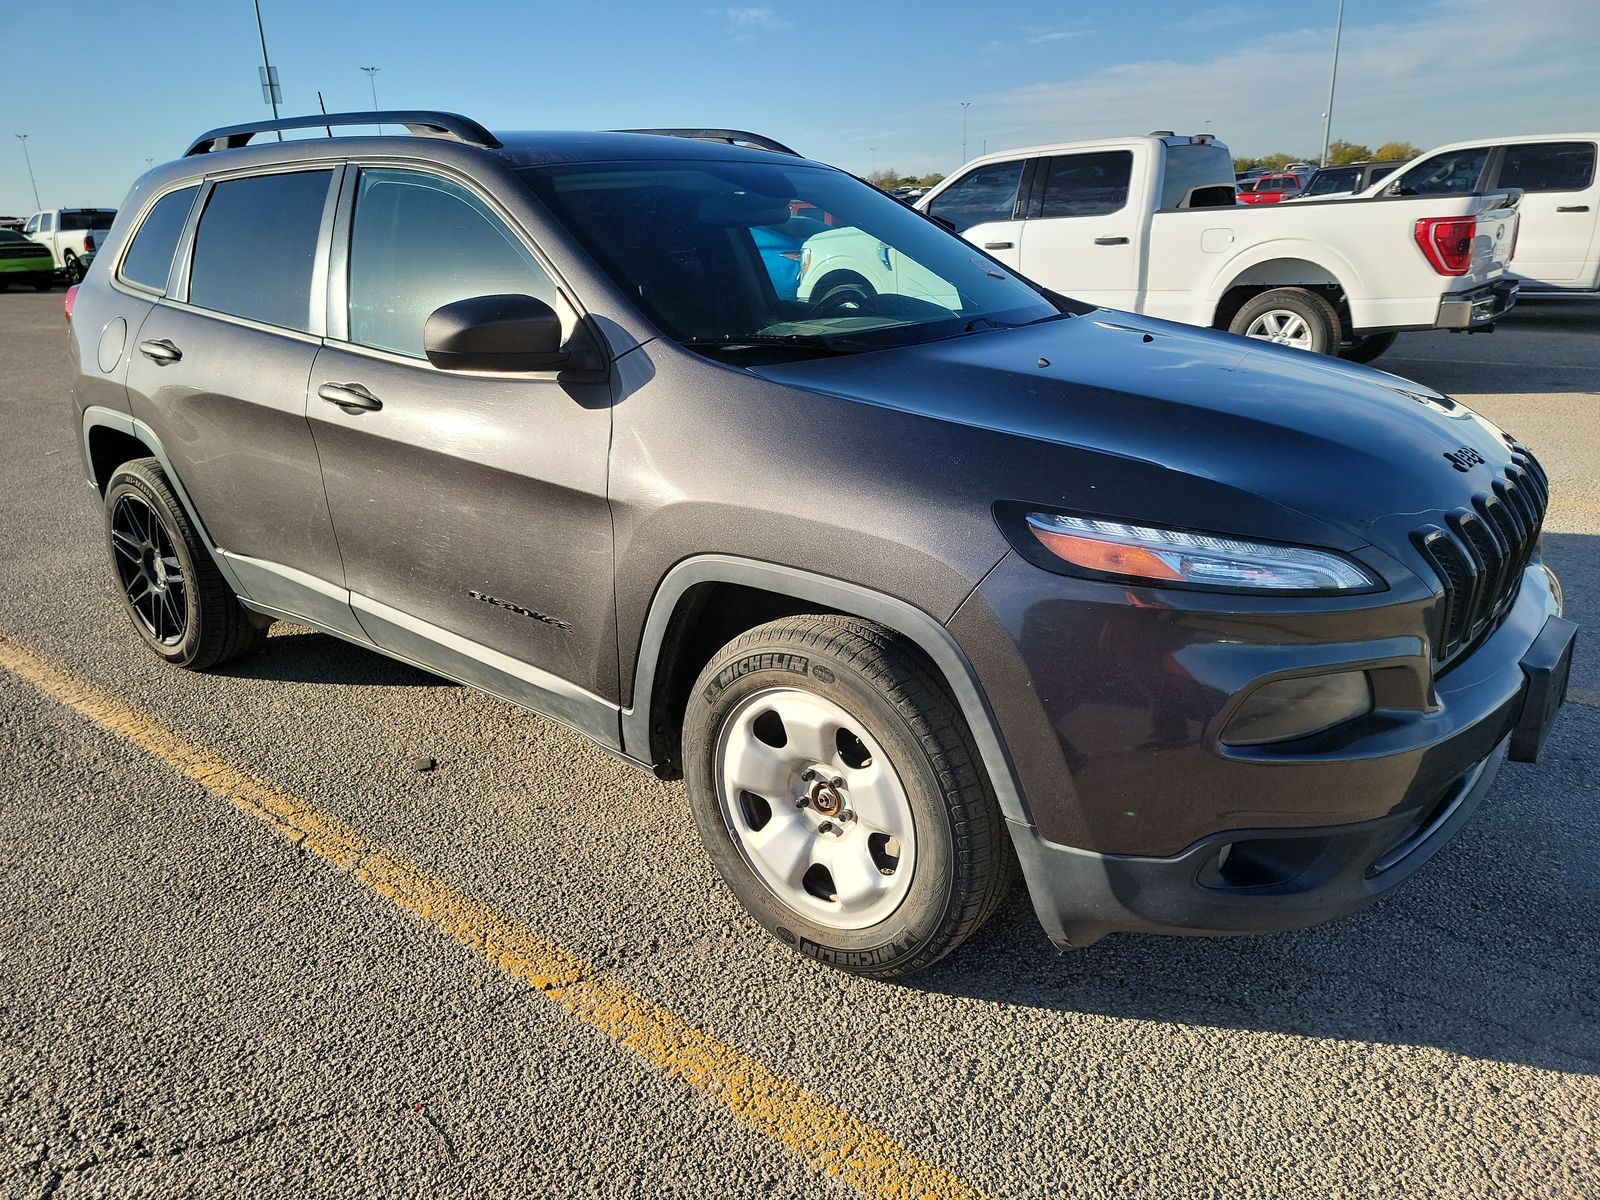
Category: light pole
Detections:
[
  {"x1": 1319, "y1": 0, "x2": 1345, "y2": 167},
  {"x1": 870, "y1": 146, "x2": 876, "y2": 176},
  {"x1": 14, "y1": 135, "x2": 40, "y2": 211},
  {"x1": 362, "y1": 66, "x2": 382, "y2": 134},
  {"x1": 251, "y1": 0, "x2": 282, "y2": 140},
  {"x1": 960, "y1": 101, "x2": 971, "y2": 163}
]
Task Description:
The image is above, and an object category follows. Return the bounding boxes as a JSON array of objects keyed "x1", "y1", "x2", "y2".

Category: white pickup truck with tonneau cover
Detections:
[{"x1": 796, "y1": 133, "x2": 1521, "y2": 363}]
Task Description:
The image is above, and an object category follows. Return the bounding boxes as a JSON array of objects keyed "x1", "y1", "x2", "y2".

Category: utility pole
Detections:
[
  {"x1": 960, "y1": 101, "x2": 971, "y2": 164},
  {"x1": 362, "y1": 66, "x2": 382, "y2": 134},
  {"x1": 1319, "y1": 0, "x2": 1345, "y2": 167},
  {"x1": 252, "y1": 0, "x2": 282, "y2": 140},
  {"x1": 15, "y1": 135, "x2": 41, "y2": 210}
]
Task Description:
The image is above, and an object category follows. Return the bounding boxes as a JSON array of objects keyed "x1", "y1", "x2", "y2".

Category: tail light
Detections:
[
  {"x1": 83, "y1": 233, "x2": 95, "y2": 252},
  {"x1": 1414, "y1": 216, "x2": 1476, "y2": 276},
  {"x1": 64, "y1": 284, "x2": 78, "y2": 322}
]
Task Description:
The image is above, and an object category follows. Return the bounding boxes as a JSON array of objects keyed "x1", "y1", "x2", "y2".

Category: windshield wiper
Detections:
[{"x1": 680, "y1": 336, "x2": 859, "y2": 358}]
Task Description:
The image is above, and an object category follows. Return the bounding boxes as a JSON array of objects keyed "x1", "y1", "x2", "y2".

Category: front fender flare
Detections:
[{"x1": 622, "y1": 555, "x2": 1033, "y2": 826}]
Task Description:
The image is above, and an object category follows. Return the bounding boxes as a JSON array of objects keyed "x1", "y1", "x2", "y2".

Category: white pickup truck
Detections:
[
  {"x1": 22, "y1": 207, "x2": 116, "y2": 284},
  {"x1": 797, "y1": 134, "x2": 1521, "y2": 362},
  {"x1": 1357, "y1": 132, "x2": 1599, "y2": 297}
]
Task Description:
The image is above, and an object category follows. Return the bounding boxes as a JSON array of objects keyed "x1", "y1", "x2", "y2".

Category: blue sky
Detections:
[{"x1": 2, "y1": 0, "x2": 1595, "y2": 214}]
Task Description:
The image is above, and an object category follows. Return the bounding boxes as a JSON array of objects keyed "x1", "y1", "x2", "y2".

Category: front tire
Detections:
[
  {"x1": 683, "y1": 615, "x2": 1013, "y2": 978},
  {"x1": 1229, "y1": 287, "x2": 1342, "y2": 354},
  {"x1": 103, "y1": 458, "x2": 269, "y2": 670}
]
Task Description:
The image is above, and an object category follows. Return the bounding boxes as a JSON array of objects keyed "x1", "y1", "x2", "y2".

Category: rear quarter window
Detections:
[{"x1": 118, "y1": 187, "x2": 198, "y2": 292}]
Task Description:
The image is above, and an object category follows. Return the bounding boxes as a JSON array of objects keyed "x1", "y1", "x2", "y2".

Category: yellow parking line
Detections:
[{"x1": 0, "y1": 634, "x2": 988, "y2": 1200}]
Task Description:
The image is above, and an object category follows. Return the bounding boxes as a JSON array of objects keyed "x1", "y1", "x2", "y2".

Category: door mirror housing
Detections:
[{"x1": 423, "y1": 293, "x2": 568, "y2": 372}]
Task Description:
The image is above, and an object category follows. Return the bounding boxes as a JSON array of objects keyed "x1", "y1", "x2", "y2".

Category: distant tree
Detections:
[
  {"x1": 866, "y1": 168, "x2": 900, "y2": 188},
  {"x1": 1234, "y1": 152, "x2": 1302, "y2": 173},
  {"x1": 1326, "y1": 140, "x2": 1373, "y2": 165},
  {"x1": 1375, "y1": 140, "x2": 1422, "y2": 162}
]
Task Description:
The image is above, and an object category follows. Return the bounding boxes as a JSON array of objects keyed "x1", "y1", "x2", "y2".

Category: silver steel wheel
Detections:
[
  {"x1": 1244, "y1": 308, "x2": 1314, "y2": 349},
  {"x1": 714, "y1": 686, "x2": 916, "y2": 931}
]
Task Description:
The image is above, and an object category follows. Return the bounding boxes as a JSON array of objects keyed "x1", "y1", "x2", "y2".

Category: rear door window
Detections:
[
  {"x1": 346, "y1": 168, "x2": 557, "y2": 359},
  {"x1": 1496, "y1": 141, "x2": 1597, "y2": 193},
  {"x1": 119, "y1": 187, "x2": 198, "y2": 292},
  {"x1": 187, "y1": 171, "x2": 332, "y2": 332},
  {"x1": 926, "y1": 161, "x2": 1025, "y2": 232},
  {"x1": 1391, "y1": 147, "x2": 1490, "y2": 195},
  {"x1": 1038, "y1": 151, "x2": 1133, "y2": 217}
]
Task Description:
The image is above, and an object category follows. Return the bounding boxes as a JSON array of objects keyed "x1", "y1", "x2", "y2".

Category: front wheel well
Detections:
[
  {"x1": 643, "y1": 582, "x2": 841, "y2": 776},
  {"x1": 87, "y1": 425, "x2": 157, "y2": 495}
]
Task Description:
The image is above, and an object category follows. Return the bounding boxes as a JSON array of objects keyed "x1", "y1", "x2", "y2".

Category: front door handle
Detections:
[
  {"x1": 1094, "y1": 236, "x2": 1130, "y2": 246},
  {"x1": 982, "y1": 240, "x2": 1014, "y2": 250},
  {"x1": 317, "y1": 382, "x2": 382, "y2": 412},
  {"x1": 1556, "y1": 205, "x2": 1590, "y2": 212},
  {"x1": 138, "y1": 338, "x2": 182, "y2": 365}
]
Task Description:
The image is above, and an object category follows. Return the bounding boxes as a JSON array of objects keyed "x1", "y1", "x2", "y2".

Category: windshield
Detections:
[
  {"x1": 519, "y1": 160, "x2": 1061, "y2": 360},
  {"x1": 60, "y1": 210, "x2": 114, "y2": 231}
]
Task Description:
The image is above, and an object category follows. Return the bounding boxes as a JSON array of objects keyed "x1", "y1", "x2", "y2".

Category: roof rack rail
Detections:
[
  {"x1": 183, "y1": 110, "x2": 501, "y2": 157},
  {"x1": 614, "y1": 128, "x2": 801, "y2": 157}
]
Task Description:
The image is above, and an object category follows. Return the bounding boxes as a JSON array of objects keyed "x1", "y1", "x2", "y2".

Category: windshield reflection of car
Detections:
[{"x1": 520, "y1": 160, "x2": 1062, "y2": 362}]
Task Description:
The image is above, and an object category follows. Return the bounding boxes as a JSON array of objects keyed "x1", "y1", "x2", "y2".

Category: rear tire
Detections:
[
  {"x1": 103, "y1": 458, "x2": 269, "y2": 670},
  {"x1": 682, "y1": 615, "x2": 1013, "y2": 978},
  {"x1": 1338, "y1": 331, "x2": 1398, "y2": 364},
  {"x1": 1229, "y1": 287, "x2": 1343, "y2": 355},
  {"x1": 61, "y1": 251, "x2": 83, "y2": 284}
]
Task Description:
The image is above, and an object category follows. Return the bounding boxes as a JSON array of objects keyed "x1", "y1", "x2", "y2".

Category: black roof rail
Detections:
[
  {"x1": 614, "y1": 128, "x2": 800, "y2": 157},
  {"x1": 183, "y1": 110, "x2": 501, "y2": 157}
]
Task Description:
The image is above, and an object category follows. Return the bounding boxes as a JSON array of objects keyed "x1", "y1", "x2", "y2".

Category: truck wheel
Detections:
[
  {"x1": 1229, "y1": 287, "x2": 1343, "y2": 354},
  {"x1": 61, "y1": 251, "x2": 83, "y2": 284},
  {"x1": 682, "y1": 615, "x2": 1013, "y2": 978},
  {"x1": 103, "y1": 458, "x2": 270, "y2": 670},
  {"x1": 1338, "y1": 331, "x2": 1398, "y2": 364},
  {"x1": 809, "y1": 272, "x2": 876, "y2": 316}
]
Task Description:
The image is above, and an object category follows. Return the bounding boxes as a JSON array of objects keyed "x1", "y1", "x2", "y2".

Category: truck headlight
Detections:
[
  {"x1": 1021, "y1": 513, "x2": 1379, "y2": 594},
  {"x1": 1222, "y1": 671, "x2": 1372, "y2": 746}
]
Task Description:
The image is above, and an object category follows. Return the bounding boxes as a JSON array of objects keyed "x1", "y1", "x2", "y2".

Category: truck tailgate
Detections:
[{"x1": 1461, "y1": 189, "x2": 1521, "y2": 288}]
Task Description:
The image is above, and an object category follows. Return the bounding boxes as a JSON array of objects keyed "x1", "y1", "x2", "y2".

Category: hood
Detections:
[{"x1": 749, "y1": 311, "x2": 1522, "y2": 555}]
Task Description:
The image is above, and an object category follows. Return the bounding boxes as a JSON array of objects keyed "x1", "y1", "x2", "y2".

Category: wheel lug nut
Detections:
[
  {"x1": 795, "y1": 796, "x2": 811, "y2": 809},
  {"x1": 838, "y1": 809, "x2": 855, "y2": 823},
  {"x1": 817, "y1": 821, "x2": 836, "y2": 835},
  {"x1": 801, "y1": 768, "x2": 816, "y2": 782},
  {"x1": 829, "y1": 776, "x2": 843, "y2": 789}
]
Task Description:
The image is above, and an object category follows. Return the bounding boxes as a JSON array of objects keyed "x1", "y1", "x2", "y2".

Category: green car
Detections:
[{"x1": 0, "y1": 229, "x2": 56, "y2": 290}]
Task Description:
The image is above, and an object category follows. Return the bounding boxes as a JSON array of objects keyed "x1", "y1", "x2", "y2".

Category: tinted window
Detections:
[
  {"x1": 60, "y1": 210, "x2": 114, "y2": 231},
  {"x1": 926, "y1": 161, "x2": 1024, "y2": 232},
  {"x1": 1498, "y1": 141, "x2": 1596, "y2": 193},
  {"x1": 0, "y1": 230, "x2": 25, "y2": 244},
  {"x1": 347, "y1": 169, "x2": 558, "y2": 359},
  {"x1": 188, "y1": 171, "x2": 330, "y2": 331},
  {"x1": 1306, "y1": 167, "x2": 1358, "y2": 196},
  {"x1": 119, "y1": 187, "x2": 197, "y2": 292},
  {"x1": 1367, "y1": 164, "x2": 1400, "y2": 186},
  {"x1": 1160, "y1": 144, "x2": 1235, "y2": 209},
  {"x1": 1392, "y1": 147, "x2": 1490, "y2": 195},
  {"x1": 1039, "y1": 151, "x2": 1132, "y2": 218}
]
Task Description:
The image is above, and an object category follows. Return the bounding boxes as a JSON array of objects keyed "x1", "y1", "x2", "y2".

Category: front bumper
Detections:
[
  {"x1": 951, "y1": 551, "x2": 1569, "y2": 947},
  {"x1": 1436, "y1": 278, "x2": 1518, "y2": 329},
  {"x1": 1012, "y1": 734, "x2": 1507, "y2": 948}
]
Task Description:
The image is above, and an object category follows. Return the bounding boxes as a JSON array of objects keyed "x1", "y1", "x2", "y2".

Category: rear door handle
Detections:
[
  {"x1": 1556, "y1": 205, "x2": 1590, "y2": 212},
  {"x1": 982, "y1": 240, "x2": 1014, "y2": 250},
  {"x1": 137, "y1": 338, "x2": 182, "y2": 365},
  {"x1": 317, "y1": 382, "x2": 382, "y2": 412},
  {"x1": 1094, "y1": 236, "x2": 1130, "y2": 246}
]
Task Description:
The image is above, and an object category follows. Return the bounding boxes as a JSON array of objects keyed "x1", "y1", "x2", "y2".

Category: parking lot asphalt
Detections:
[{"x1": 2, "y1": 289, "x2": 1597, "y2": 1199}]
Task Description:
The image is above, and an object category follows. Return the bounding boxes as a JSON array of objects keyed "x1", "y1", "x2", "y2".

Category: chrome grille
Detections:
[{"x1": 1415, "y1": 443, "x2": 1548, "y2": 668}]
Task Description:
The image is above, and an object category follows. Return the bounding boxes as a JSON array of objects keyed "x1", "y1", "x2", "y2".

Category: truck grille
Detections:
[{"x1": 1415, "y1": 443, "x2": 1548, "y2": 669}]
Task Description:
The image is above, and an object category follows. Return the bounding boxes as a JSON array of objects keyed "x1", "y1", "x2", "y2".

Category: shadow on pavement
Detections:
[{"x1": 219, "y1": 627, "x2": 451, "y2": 688}]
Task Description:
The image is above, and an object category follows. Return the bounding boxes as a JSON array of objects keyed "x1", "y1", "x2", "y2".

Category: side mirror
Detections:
[{"x1": 423, "y1": 293, "x2": 567, "y2": 373}]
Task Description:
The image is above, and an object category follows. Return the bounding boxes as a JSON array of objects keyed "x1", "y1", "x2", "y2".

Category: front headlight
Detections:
[{"x1": 1021, "y1": 512, "x2": 1379, "y2": 593}]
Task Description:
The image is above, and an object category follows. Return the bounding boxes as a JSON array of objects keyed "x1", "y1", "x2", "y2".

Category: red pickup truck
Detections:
[{"x1": 1238, "y1": 172, "x2": 1304, "y2": 204}]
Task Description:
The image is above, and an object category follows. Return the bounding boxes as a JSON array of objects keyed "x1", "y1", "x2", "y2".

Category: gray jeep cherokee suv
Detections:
[{"x1": 67, "y1": 112, "x2": 1574, "y2": 978}]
